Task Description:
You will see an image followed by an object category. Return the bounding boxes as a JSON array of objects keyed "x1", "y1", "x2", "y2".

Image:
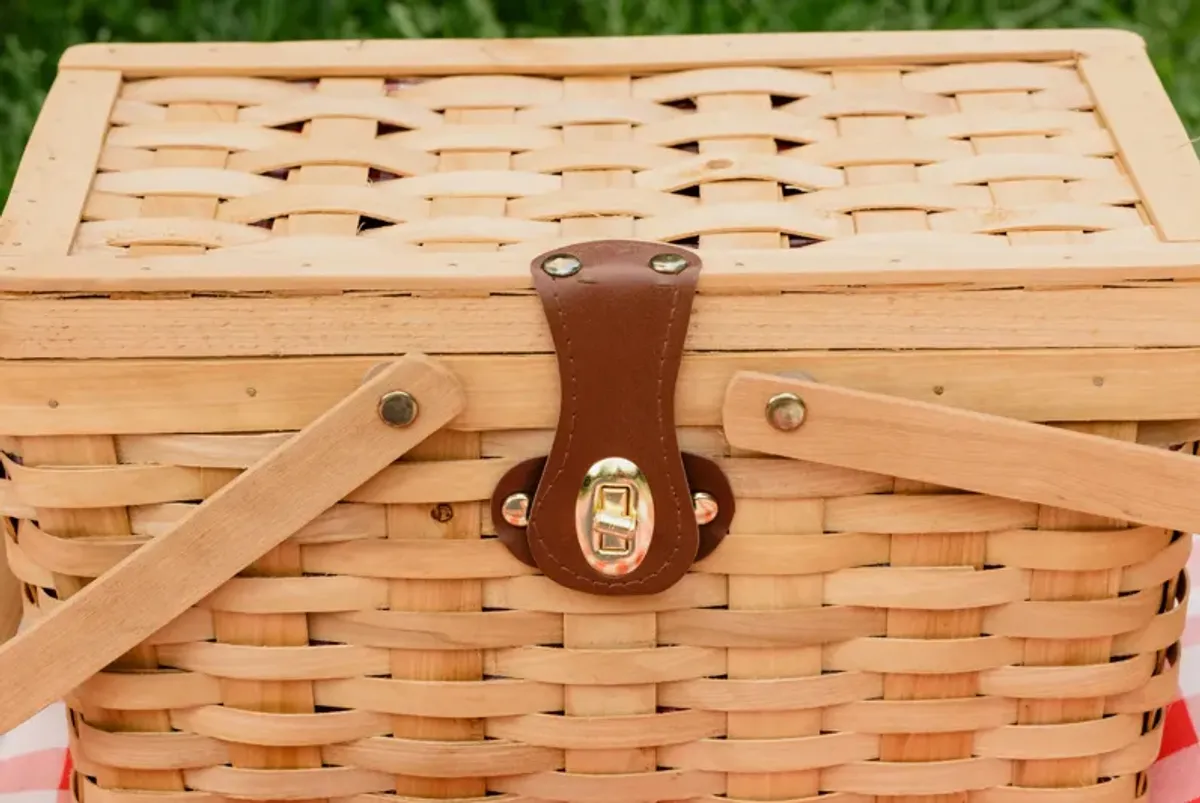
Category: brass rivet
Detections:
[
  {"x1": 502, "y1": 493, "x2": 531, "y2": 527},
  {"x1": 542, "y1": 253, "x2": 582, "y2": 277},
  {"x1": 650, "y1": 253, "x2": 689, "y2": 274},
  {"x1": 378, "y1": 391, "x2": 418, "y2": 427},
  {"x1": 692, "y1": 492, "x2": 719, "y2": 526},
  {"x1": 766, "y1": 392, "x2": 806, "y2": 431}
]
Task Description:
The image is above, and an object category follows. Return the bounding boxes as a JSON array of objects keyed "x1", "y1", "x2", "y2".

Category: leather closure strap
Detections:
[{"x1": 493, "y1": 240, "x2": 733, "y2": 596}]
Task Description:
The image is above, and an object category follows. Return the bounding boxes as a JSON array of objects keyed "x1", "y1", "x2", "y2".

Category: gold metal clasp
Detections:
[{"x1": 576, "y1": 457, "x2": 654, "y2": 576}]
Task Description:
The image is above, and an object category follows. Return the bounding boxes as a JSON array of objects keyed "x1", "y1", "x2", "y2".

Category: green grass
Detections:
[{"x1": 3, "y1": 0, "x2": 1200, "y2": 203}]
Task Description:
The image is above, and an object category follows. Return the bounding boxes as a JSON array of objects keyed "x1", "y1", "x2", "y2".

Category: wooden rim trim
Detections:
[
  {"x1": 55, "y1": 30, "x2": 1141, "y2": 77},
  {"x1": 0, "y1": 70, "x2": 121, "y2": 257},
  {"x1": 7, "y1": 244, "x2": 1200, "y2": 293},
  {"x1": 1077, "y1": 43, "x2": 1200, "y2": 241}
]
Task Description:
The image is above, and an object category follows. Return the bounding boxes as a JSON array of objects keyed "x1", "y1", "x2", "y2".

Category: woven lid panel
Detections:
[{"x1": 76, "y1": 59, "x2": 1152, "y2": 257}]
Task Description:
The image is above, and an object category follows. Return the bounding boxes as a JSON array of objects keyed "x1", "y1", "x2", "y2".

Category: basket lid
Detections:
[{"x1": 4, "y1": 30, "x2": 1200, "y2": 360}]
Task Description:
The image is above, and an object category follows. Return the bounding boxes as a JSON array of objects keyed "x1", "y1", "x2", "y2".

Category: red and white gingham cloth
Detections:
[
  {"x1": 2, "y1": 537, "x2": 1197, "y2": 803},
  {"x1": 1137, "y1": 534, "x2": 1200, "y2": 803}
]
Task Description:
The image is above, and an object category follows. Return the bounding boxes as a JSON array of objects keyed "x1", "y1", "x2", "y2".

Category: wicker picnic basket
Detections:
[{"x1": 0, "y1": 27, "x2": 1197, "y2": 803}]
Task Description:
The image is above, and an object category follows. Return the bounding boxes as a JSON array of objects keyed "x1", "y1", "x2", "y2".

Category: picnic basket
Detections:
[{"x1": 0, "y1": 27, "x2": 1196, "y2": 803}]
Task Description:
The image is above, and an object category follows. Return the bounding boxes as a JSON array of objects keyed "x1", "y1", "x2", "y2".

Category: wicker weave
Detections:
[
  {"x1": 0, "y1": 29, "x2": 1197, "y2": 803},
  {"x1": 78, "y1": 59, "x2": 1147, "y2": 255}
]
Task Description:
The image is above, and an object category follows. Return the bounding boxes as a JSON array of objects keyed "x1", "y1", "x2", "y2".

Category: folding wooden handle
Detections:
[
  {"x1": 724, "y1": 370, "x2": 1200, "y2": 534},
  {"x1": 0, "y1": 354, "x2": 465, "y2": 734}
]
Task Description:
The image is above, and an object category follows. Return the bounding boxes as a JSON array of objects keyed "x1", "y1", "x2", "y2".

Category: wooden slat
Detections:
[
  {"x1": 5, "y1": 349, "x2": 1200, "y2": 437},
  {"x1": 116, "y1": 92, "x2": 278, "y2": 783},
  {"x1": 1078, "y1": 45, "x2": 1200, "y2": 241},
  {"x1": 57, "y1": 30, "x2": 1138, "y2": 76},
  {"x1": 1020, "y1": 423, "x2": 1132, "y2": 789},
  {"x1": 22, "y1": 437, "x2": 184, "y2": 791},
  {"x1": 723, "y1": 371, "x2": 1200, "y2": 534},
  {"x1": 8, "y1": 244, "x2": 1200, "y2": 293},
  {"x1": 722, "y1": 495, "x2": 825, "y2": 799},
  {"x1": 698, "y1": 61, "x2": 818, "y2": 781},
  {"x1": 122, "y1": 102, "x2": 236, "y2": 258},
  {"x1": 0, "y1": 355, "x2": 464, "y2": 734},
  {"x1": 549, "y1": 73, "x2": 659, "y2": 789},
  {"x1": 670, "y1": 89, "x2": 792, "y2": 658},
  {"x1": 387, "y1": 431, "x2": 487, "y2": 800},
  {"x1": 229, "y1": 77, "x2": 386, "y2": 787},
  {"x1": 709, "y1": 66, "x2": 870, "y2": 802},
  {"x1": 954, "y1": 72, "x2": 1125, "y2": 792},
  {"x1": 834, "y1": 66, "x2": 969, "y2": 803},
  {"x1": 387, "y1": 87, "x2": 513, "y2": 800},
  {"x1": 1137, "y1": 419, "x2": 1200, "y2": 448},
  {"x1": 0, "y1": 456, "x2": 893, "y2": 510},
  {"x1": 15, "y1": 286, "x2": 1200, "y2": 359},
  {"x1": 0, "y1": 70, "x2": 120, "y2": 255}
]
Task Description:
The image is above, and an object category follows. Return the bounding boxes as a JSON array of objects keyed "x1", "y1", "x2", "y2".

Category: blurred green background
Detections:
[{"x1": 2, "y1": 0, "x2": 1198, "y2": 202}]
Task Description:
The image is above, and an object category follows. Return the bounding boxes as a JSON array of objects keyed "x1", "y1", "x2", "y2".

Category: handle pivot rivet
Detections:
[
  {"x1": 378, "y1": 391, "x2": 419, "y2": 427},
  {"x1": 766, "y1": 392, "x2": 806, "y2": 432}
]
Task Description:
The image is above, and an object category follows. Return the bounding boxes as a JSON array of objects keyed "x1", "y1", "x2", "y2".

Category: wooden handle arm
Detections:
[
  {"x1": 724, "y1": 370, "x2": 1200, "y2": 534},
  {"x1": 0, "y1": 354, "x2": 464, "y2": 733}
]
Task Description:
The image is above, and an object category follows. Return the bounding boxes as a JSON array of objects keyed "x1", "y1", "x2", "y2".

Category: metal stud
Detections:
[
  {"x1": 766, "y1": 392, "x2": 806, "y2": 432},
  {"x1": 542, "y1": 253, "x2": 582, "y2": 277},
  {"x1": 692, "y1": 492, "x2": 719, "y2": 526},
  {"x1": 378, "y1": 391, "x2": 418, "y2": 427},
  {"x1": 502, "y1": 493, "x2": 531, "y2": 527},
  {"x1": 649, "y1": 253, "x2": 689, "y2": 275}
]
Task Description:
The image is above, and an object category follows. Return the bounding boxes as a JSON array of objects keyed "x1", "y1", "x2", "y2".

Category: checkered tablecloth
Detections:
[
  {"x1": 1158, "y1": 533, "x2": 1200, "y2": 803},
  {"x1": 2, "y1": 537, "x2": 1197, "y2": 803}
]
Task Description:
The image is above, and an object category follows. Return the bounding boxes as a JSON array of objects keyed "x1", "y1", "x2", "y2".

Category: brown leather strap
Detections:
[{"x1": 518, "y1": 240, "x2": 705, "y2": 595}]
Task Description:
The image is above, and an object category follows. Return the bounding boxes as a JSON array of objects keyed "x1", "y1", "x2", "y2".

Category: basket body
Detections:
[{"x1": 0, "y1": 29, "x2": 1197, "y2": 803}]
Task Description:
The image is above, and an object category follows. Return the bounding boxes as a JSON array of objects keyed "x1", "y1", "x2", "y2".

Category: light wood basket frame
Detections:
[{"x1": 0, "y1": 28, "x2": 1197, "y2": 803}]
